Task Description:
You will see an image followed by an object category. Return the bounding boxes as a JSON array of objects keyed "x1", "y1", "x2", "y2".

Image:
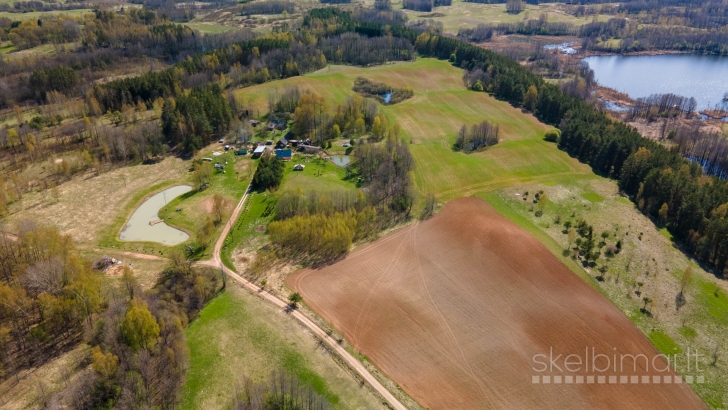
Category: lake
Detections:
[
  {"x1": 119, "y1": 185, "x2": 192, "y2": 246},
  {"x1": 583, "y1": 54, "x2": 728, "y2": 111}
]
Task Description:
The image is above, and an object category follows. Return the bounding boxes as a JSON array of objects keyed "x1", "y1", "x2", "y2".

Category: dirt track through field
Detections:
[{"x1": 287, "y1": 197, "x2": 707, "y2": 409}]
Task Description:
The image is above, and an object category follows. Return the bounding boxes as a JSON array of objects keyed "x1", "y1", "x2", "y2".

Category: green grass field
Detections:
[
  {"x1": 181, "y1": 286, "x2": 381, "y2": 410},
  {"x1": 235, "y1": 58, "x2": 592, "y2": 201}
]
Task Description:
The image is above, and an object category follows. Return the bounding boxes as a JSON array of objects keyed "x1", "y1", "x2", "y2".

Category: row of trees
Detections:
[
  {"x1": 240, "y1": 1, "x2": 294, "y2": 15},
  {"x1": 268, "y1": 209, "x2": 375, "y2": 260}
]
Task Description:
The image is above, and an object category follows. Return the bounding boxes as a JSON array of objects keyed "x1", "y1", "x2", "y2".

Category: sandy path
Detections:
[{"x1": 201, "y1": 183, "x2": 408, "y2": 410}]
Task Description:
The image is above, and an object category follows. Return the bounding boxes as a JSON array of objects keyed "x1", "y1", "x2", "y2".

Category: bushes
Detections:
[
  {"x1": 455, "y1": 120, "x2": 499, "y2": 151},
  {"x1": 352, "y1": 77, "x2": 414, "y2": 105},
  {"x1": 544, "y1": 129, "x2": 560, "y2": 143},
  {"x1": 253, "y1": 155, "x2": 285, "y2": 190},
  {"x1": 268, "y1": 208, "x2": 377, "y2": 259}
]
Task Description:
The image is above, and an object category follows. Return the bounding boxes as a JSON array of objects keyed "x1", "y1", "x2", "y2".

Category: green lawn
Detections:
[
  {"x1": 280, "y1": 155, "x2": 357, "y2": 193},
  {"x1": 181, "y1": 287, "x2": 381, "y2": 410},
  {"x1": 648, "y1": 330, "x2": 683, "y2": 355},
  {"x1": 581, "y1": 191, "x2": 604, "y2": 202}
]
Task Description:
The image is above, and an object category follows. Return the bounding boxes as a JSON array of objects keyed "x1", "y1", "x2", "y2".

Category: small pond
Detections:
[
  {"x1": 119, "y1": 185, "x2": 193, "y2": 246},
  {"x1": 330, "y1": 154, "x2": 352, "y2": 167},
  {"x1": 382, "y1": 91, "x2": 392, "y2": 104},
  {"x1": 543, "y1": 42, "x2": 577, "y2": 54}
]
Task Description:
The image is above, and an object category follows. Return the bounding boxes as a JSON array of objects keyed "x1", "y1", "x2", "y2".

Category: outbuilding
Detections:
[
  {"x1": 276, "y1": 149, "x2": 292, "y2": 161},
  {"x1": 252, "y1": 145, "x2": 267, "y2": 158},
  {"x1": 293, "y1": 164, "x2": 305, "y2": 171}
]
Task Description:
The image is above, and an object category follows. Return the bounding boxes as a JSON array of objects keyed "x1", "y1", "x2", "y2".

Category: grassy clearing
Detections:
[
  {"x1": 581, "y1": 191, "x2": 604, "y2": 202},
  {"x1": 181, "y1": 286, "x2": 382, "y2": 410},
  {"x1": 234, "y1": 58, "x2": 591, "y2": 200}
]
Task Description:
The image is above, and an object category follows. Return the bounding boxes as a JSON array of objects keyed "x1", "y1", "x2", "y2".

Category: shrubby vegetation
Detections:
[
  {"x1": 454, "y1": 120, "x2": 499, "y2": 151},
  {"x1": 233, "y1": 369, "x2": 332, "y2": 410},
  {"x1": 73, "y1": 258, "x2": 222, "y2": 409},
  {"x1": 352, "y1": 77, "x2": 414, "y2": 105}
]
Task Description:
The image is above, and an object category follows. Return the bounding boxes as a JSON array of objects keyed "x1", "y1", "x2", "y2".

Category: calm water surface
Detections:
[
  {"x1": 119, "y1": 185, "x2": 192, "y2": 246},
  {"x1": 330, "y1": 154, "x2": 351, "y2": 167},
  {"x1": 583, "y1": 54, "x2": 728, "y2": 111}
]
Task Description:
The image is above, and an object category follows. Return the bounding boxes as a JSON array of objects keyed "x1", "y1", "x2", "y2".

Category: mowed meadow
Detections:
[{"x1": 235, "y1": 58, "x2": 592, "y2": 200}]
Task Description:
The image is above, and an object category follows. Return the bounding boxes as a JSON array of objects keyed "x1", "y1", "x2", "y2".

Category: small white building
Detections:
[{"x1": 252, "y1": 145, "x2": 268, "y2": 158}]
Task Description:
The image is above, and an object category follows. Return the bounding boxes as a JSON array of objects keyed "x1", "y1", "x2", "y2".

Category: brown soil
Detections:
[{"x1": 287, "y1": 197, "x2": 706, "y2": 410}]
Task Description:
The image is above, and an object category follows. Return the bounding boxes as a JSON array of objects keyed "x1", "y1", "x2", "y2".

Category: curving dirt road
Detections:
[{"x1": 205, "y1": 183, "x2": 409, "y2": 410}]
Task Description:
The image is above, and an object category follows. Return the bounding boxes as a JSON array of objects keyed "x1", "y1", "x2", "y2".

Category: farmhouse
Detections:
[
  {"x1": 276, "y1": 132, "x2": 291, "y2": 149},
  {"x1": 252, "y1": 145, "x2": 268, "y2": 158},
  {"x1": 298, "y1": 144, "x2": 322, "y2": 154},
  {"x1": 267, "y1": 119, "x2": 286, "y2": 130}
]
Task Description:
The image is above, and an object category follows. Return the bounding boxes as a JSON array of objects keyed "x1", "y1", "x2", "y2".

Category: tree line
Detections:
[{"x1": 240, "y1": 1, "x2": 295, "y2": 15}]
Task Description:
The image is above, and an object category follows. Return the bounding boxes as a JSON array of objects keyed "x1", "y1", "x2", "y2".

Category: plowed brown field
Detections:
[{"x1": 287, "y1": 197, "x2": 706, "y2": 410}]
